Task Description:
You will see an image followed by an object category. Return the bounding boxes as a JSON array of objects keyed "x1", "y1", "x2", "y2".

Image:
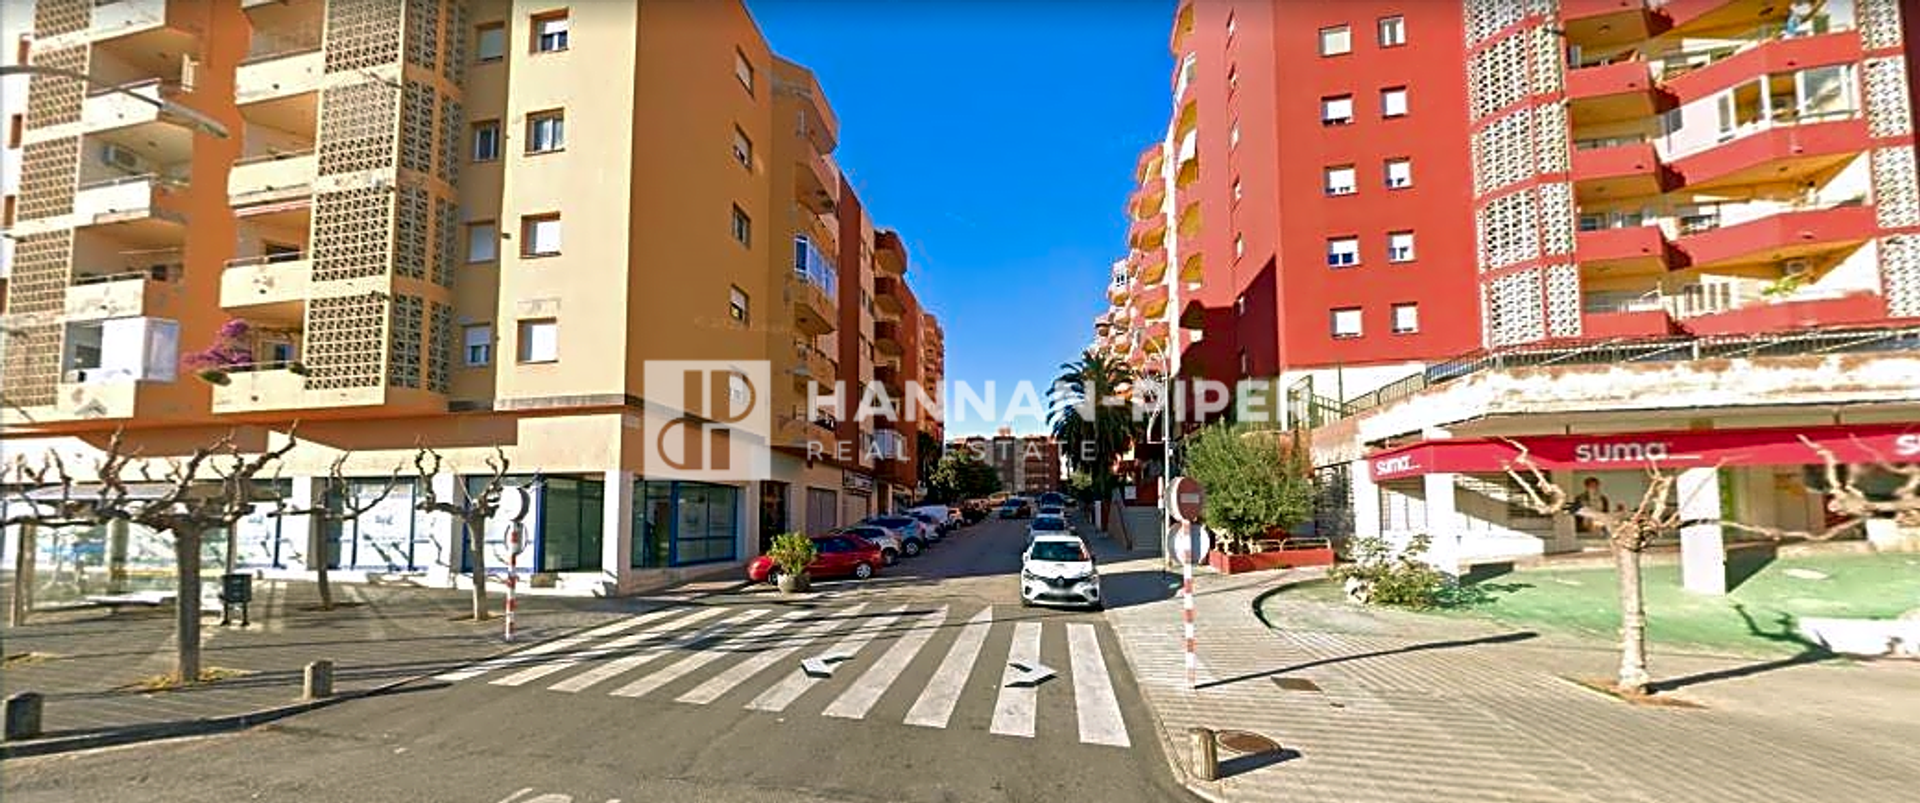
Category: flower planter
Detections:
[
  {"x1": 776, "y1": 572, "x2": 811, "y2": 593},
  {"x1": 196, "y1": 369, "x2": 231, "y2": 386},
  {"x1": 1208, "y1": 542, "x2": 1337, "y2": 574}
]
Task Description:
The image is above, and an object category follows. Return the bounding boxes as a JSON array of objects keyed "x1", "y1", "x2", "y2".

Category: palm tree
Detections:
[{"x1": 1048, "y1": 350, "x2": 1143, "y2": 500}]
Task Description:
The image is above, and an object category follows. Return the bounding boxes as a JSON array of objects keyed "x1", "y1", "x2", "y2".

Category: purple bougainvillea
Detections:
[{"x1": 183, "y1": 318, "x2": 254, "y2": 372}]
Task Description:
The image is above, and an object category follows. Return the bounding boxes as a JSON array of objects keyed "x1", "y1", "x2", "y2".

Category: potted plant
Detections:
[
  {"x1": 767, "y1": 531, "x2": 817, "y2": 593},
  {"x1": 183, "y1": 319, "x2": 254, "y2": 386},
  {"x1": 1181, "y1": 422, "x2": 1317, "y2": 574}
]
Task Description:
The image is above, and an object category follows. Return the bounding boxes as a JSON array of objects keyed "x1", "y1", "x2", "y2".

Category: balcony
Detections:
[
  {"x1": 875, "y1": 365, "x2": 903, "y2": 394},
  {"x1": 73, "y1": 174, "x2": 187, "y2": 229},
  {"x1": 790, "y1": 340, "x2": 835, "y2": 390},
  {"x1": 874, "y1": 230, "x2": 908, "y2": 276},
  {"x1": 210, "y1": 363, "x2": 310, "y2": 415},
  {"x1": 1108, "y1": 281, "x2": 1131, "y2": 304},
  {"x1": 1680, "y1": 290, "x2": 1892, "y2": 335},
  {"x1": 89, "y1": 0, "x2": 195, "y2": 43},
  {"x1": 227, "y1": 149, "x2": 315, "y2": 204},
  {"x1": 791, "y1": 236, "x2": 839, "y2": 335},
  {"x1": 1674, "y1": 202, "x2": 1875, "y2": 269},
  {"x1": 1576, "y1": 225, "x2": 1679, "y2": 274},
  {"x1": 1144, "y1": 320, "x2": 1169, "y2": 350},
  {"x1": 221, "y1": 252, "x2": 311, "y2": 315},
  {"x1": 1560, "y1": 0, "x2": 1670, "y2": 49},
  {"x1": 796, "y1": 149, "x2": 838, "y2": 214},
  {"x1": 81, "y1": 79, "x2": 187, "y2": 135},
  {"x1": 1177, "y1": 200, "x2": 1201, "y2": 240},
  {"x1": 1133, "y1": 181, "x2": 1166, "y2": 219},
  {"x1": 1137, "y1": 281, "x2": 1169, "y2": 319},
  {"x1": 1657, "y1": 27, "x2": 1858, "y2": 102},
  {"x1": 1572, "y1": 140, "x2": 1677, "y2": 202},
  {"x1": 875, "y1": 321, "x2": 904, "y2": 356},
  {"x1": 1129, "y1": 214, "x2": 1167, "y2": 250},
  {"x1": 236, "y1": 36, "x2": 324, "y2": 106},
  {"x1": 1136, "y1": 146, "x2": 1164, "y2": 185},
  {"x1": 64, "y1": 264, "x2": 181, "y2": 321},
  {"x1": 1170, "y1": 0, "x2": 1195, "y2": 54},
  {"x1": 1672, "y1": 117, "x2": 1867, "y2": 191},
  {"x1": 1566, "y1": 60, "x2": 1674, "y2": 126},
  {"x1": 1136, "y1": 247, "x2": 1168, "y2": 284}
]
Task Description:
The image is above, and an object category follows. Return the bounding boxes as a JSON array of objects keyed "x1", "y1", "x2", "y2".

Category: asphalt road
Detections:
[{"x1": 2, "y1": 517, "x2": 1198, "y2": 803}]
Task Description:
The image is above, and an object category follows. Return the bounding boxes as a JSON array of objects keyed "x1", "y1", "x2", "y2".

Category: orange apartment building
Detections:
[
  {"x1": 1102, "y1": 0, "x2": 1920, "y2": 593},
  {"x1": 0, "y1": 0, "x2": 942, "y2": 595}
]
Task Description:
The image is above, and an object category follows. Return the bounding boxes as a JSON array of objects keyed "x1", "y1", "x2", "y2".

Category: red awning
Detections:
[{"x1": 1366, "y1": 423, "x2": 1920, "y2": 482}]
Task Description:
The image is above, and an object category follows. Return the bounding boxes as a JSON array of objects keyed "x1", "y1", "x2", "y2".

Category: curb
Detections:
[{"x1": 1099, "y1": 601, "x2": 1229, "y2": 803}]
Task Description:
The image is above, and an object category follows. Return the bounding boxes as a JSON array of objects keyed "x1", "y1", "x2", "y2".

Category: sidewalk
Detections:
[
  {"x1": 1105, "y1": 564, "x2": 1920, "y2": 803},
  {"x1": 0, "y1": 579, "x2": 646, "y2": 757}
]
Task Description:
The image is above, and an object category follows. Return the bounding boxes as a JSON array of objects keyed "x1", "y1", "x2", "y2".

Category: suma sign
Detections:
[{"x1": 1365, "y1": 423, "x2": 1920, "y2": 482}]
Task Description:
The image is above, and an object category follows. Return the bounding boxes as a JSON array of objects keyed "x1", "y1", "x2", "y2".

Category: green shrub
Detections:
[
  {"x1": 768, "y1": 532, "x2": 817, "y2": 576},
  {"x1": 1330, "y1": 534, "x2": 1458, "y2": 610}
]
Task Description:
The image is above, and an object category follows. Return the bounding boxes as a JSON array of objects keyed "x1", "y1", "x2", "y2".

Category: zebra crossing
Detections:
[{"x1": 435, "y1": 602, "x2": 1136, "y2": 749}]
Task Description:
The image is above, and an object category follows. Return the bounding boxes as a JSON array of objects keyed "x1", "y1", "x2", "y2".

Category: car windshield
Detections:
[
  {"x1": 1029, "y1": 541, "x2": 1088, "y2": 562},
  {"x1": 1031, "y1": 518, "x2": 1066, "y2": 531}
]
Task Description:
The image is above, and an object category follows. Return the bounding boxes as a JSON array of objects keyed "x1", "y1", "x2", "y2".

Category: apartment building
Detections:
[
  {"x1": 1109, "y1": 0, "x2": 1920, "y2": 593},
  {"x1": 2, "y1": 13, "x2": 30, "y2": 303},
  {"x1": 0, "y1": 0, "x2": 942, "y2": 596},
  {"x1": 950, "y1": 431, "x2": 1062, "y2": 497}
]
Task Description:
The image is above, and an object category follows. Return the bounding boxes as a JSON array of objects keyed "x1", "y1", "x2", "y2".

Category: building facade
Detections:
[{"x1": 0, "y1": 0, "x2": 942, "y2": 596}]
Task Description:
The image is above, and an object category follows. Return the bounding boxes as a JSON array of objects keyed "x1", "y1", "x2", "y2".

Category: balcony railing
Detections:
[
  {"x1": 1650, "y1": 16, "x2": 1848, "y2": 81},
  {"x1": 245, "y1": 22, "x2": 324, "y2": 63},
  {"x1": 793, "y1": 236, "x2": 839, "y2": 298}
]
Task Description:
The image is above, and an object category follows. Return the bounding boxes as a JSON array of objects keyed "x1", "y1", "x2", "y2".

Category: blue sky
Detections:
[{"x1": 748, "y1": 1, "x2": 1173, "y2": 438}]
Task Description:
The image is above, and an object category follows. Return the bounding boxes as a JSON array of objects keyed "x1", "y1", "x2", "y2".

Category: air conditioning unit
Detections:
[
  {"x1": 1782, "y1": 258, "x2": 1812, "y2": 276},
  {"x1": 101, "y1": 144, "x2": 142, "y2": 172}
]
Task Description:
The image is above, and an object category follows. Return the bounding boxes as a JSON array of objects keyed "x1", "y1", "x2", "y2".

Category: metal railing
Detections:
[
  {"x1": 224, "y1": 250, "x2": 308, "y2": 269},
  {"x1": 233, "y1": 146, "x2": 315, "y2": 166},
  {"x1": 72, "y1": 262, "x2": 180, "y2": 285},
  {"x1": 1651, "y1": 15, "x2": 1847, "y2": 81}
]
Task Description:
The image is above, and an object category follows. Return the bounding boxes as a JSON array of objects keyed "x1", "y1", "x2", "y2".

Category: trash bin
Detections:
[{"x1": 219, "y1": 572, "x2": 253, "y2": 605}]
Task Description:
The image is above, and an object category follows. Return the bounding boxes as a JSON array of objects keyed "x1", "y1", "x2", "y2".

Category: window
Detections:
[
  {"x1": 1239, "y1": 350, "x2": 1250, "y2": 374},
  {"x1": 1226, "y1": 13, "x2": 1236, "y2": 38},
  {"x1": 1327, "y1": 237, "x2": 1360, "y2": 267},
  {"x1": 1331, "y1": 308, "x2": 1364, "y2": 339},
  {"x1": 517, "y1": 319, "x2": 558, "y2": 363},
  {"x1": 1234, "y1": 295, "x2": 1247, "y2": 315},
  {"x1": 1378, "y1": 15, "x2": 1406, "y2": 47},
  {"x1": 1229, "y1": 120, "x2": 1241, "y2": 149},
  {"x1": 6, "y1": 114, "x2": 21, "y2": 148},
  {"x1": 732, "y1": 126, "x2": 753, "y2": 169},
  {"x1": 1324, "y1": 165, "x2": 1357, "y2": 196},
  {"x1": 735, "y1": 49, "x2": 755, "y2": 95},
  {"x1": 527, "y1": 110, "x2": 564, "y2": 153},
  {"x1": 1232, "y1": 176, "x2": 1243, "y2": 202},
  {"x1": 1319, "y1": 25, "x2": 1352, "y2": 56},
  {"x1": 1321, "y1": 95, "x2": 1354, "y2": 125},
  {"x1": 729, "y1": 286, "x2": 749, "y2": 323},
  {"x1": 1392, "y1": 303, "x2": 1420, "y2": 334},
  {"x1": 475, "y1": 22, "x2": 506, "y2": 62},
  {"x1": 731, "y1": 205, "x2": 751, "y2": 246},
  {"x1": 521, "y1": 214, "x2": 561, "y2": 257},
  {"x1": 2, "y1": 195, "x2": 14, "y2": 228},
  {"x1": 1388, "y1": 231, "x2": 1416, "y2": 262},
  {"x1": 463, "y1": 324, "x2": 492, "y2": 366},
  {"x1": 471, "y1": 120, "x2": 500, "y2": 161},
  {"x1": 1385, "y1": 158, "x2": 1413, "y2": 188},
  {"x1": 1233, "y1": 234, "x2": 1246, "y2": 260},
  {"x1": 1382, "y1": 87, "x2": 1409, "y2": 118},
  {"x1": 1227, "y1": 64, "x2": 1239, "y2": 93},
  {"x1": 467, "y1": 222, "x2": 498, "y2": 263},
  {"x1": 532, "y1": 11, "x2": 568, "y2": 53}
]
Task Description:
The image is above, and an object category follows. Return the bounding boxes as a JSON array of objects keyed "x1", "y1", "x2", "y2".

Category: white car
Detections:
[{"x1": 1020, "y1": 534, "x2": 1102, "y2": 610}]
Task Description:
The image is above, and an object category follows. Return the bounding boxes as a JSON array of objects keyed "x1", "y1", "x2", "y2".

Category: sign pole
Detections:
[
  {"x1": 1169, "y1": 477, "x2": 1207, "y2": 692},
  {"x1": 1180, "y1": 521, "x2": 1196, "y2": 689},
  {"x1": 505, "y1": 521, "x2": 525, "y2": 642}
]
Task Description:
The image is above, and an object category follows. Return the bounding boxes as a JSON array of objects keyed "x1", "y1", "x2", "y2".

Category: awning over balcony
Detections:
[{"x1": 1365, "y1": 422, "x2": 1920, "y2": 482}]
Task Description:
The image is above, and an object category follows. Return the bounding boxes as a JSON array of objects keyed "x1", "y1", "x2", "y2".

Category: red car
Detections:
[{"x1": 746, "y1": 533, "x2": 884, "y2": 584}]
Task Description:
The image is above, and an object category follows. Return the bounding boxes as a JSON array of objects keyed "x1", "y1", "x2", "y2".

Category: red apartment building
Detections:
[{"x1": 1102, "y1": 0, "x2": 1920, "y2": 594}]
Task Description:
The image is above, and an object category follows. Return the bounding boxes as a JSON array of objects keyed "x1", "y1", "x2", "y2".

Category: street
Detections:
[{"x1": 0, "y1": 517, "x2": 1199, "y2": 803}]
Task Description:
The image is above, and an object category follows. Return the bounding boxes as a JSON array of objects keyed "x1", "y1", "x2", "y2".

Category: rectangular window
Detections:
[
  {"x1": 1382, "y1": 87, "x2": 1409, "y2": 117},
  {"x1": 1226, "y1": 13, "x2": 1237, "y2": 38},
  {"x1": 732, "y1": 126, "x2": 753, "y2": 169},
  {"x1": 1378, "y1": 15, "x2": 1406, "y2": 47},
  {"x1": 6, "y1": 114, "x2": 21, "y2": 148},
  {"x1": 463, "y1": 324, "x2": 493, "y2": 366},
  {"x1": 731, "y1": 205, "x2": 752, "y2": 246},
  {"x1": 1324, "y1": 165, "x2": 1357, "y2": 196},
  {"x1": 1321, "y1": 95, "x2": 1354, "y2": 125},
  {"x1": 1385, "y1": 157, "x2": 1413, "y2": 188},
  {"x1": 527, "y1": 110, "x2": 565, "y2": 153},
  {"x1": 517, "y1": 319, "x2": 558, "y2": 363},
  {"x1": 467, "y1": 222, "x2": 498, "y2": 263},
  {"x1": 532, "y1": 11, "x2": 569, "y2": 53},
  {"x1": 2, "y1": 195, "x2": 14, "y2": 228},
  {"x1": 729, "y1": 286, "x2": 749, "y2": 323},
  {"x1": 1227, "y1": 64, "x2": 1239, "y2": 93},
  {"x1": 1392, "y1": 303, "x2": 1420, "y2": 334},
  {"x1": 471, "y1": 120, "x2": 500, "y2": 161},
  {"x1": 1232, "y1": 177, "x2": 1243, "y2": 202},
  {"x1": 1331, "y1": 308, "x2": 1364, "y2": 339},
  {"x1": 1233, "y1": 234, "x2": 1246, "y2": 260},
  {"x1": 735, "y1": 49, "x2": 755, "y2": 95},
  {"x1": 1319, "y1": 25, "x2": 1352, "y2": 56},
  {"x1": 475, "y1": 22, "x2": 506, "y2": 62},
  {"x1": 1327, "y1": 237, "x2": 1360, "y2": 267},
  {"x1": 522, "y1": 214, "x2": 561, "y2": 257},
  {"x1": 1229, "y1": 121, "x2": 1241, "y2": 149},
  {"x1": 1388, "y1": 231, "x2": 1416, "y2": 262}
]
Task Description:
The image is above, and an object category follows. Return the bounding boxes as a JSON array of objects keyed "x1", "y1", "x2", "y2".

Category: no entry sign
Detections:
[{"x1": 1170, "y1": 477, "x2": 1204, "y2": 524}]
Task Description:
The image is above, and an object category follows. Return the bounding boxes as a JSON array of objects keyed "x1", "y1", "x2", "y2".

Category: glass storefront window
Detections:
[
  {"x1": 632, "y1": 480, "x2": 741, "y2": 568},
  {"x1": 540, "y1": 476, "x2": 604, "y2": 572}
]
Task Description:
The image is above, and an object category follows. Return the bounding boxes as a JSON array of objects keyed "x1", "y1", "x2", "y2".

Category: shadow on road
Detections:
[
  {"x1": 1196, "y1": 630, "x2": 1540, "y2": 690},
  {"x1": 1649, "y1": 604, "x2": 1836, "y2": 693},
  {"x1": 1220, "y1": 747, "x2": 1302, "y2": 778}
]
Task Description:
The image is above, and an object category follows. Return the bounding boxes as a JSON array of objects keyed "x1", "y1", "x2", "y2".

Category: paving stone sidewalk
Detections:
[
  {"x1": 1104, "y1": 564, "x2": 1920, "y2": 803},
  {"x1": 0, "y1": 579, "x2": 648, "y2": 755}
]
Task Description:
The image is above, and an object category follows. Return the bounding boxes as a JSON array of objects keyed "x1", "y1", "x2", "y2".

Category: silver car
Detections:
[{"x1": 835, "y1": 525, "x2": 902, "y2": 566}]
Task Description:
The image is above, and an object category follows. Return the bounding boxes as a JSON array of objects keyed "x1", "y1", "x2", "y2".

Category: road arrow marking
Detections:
[
  {"x1": 801, "y1": 653, "x2": 852, "y2": 678},
  {"x1": 1005, "y1": 660, "x2": 1056, "y2": 688}
]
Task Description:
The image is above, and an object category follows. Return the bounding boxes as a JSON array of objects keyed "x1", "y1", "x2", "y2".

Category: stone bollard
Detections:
[
  {"x1": 4, "y1": 692, "x2": 44, "y2": 741},
  {"x1": 1189, "y1": 726, "x2": 1220, "y2": 781},
  {"x1": 303, "y1": 660, "x2": 334, "y2": 700}
]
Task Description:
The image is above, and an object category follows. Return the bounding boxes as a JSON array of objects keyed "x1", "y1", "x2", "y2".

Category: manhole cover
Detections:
[
  {"x1": 1215, "y1": 729, "x2": 1282, "y2": 755},
  {"x1": 1273, "y1": 677, "x2": 1322, "y2": 692}
]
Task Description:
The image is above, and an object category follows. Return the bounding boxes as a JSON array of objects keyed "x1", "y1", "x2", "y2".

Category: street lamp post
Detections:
[{"x1": 0, "y1": 64, "x2": 229, "y2": 139}]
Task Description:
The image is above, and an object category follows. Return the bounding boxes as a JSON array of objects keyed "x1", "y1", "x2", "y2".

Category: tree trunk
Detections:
[
  {"x1": 107, "y1": 519, "x2": 130, "y2": 594},
  {"x1": 1613, "y1": 540, "x2": 1652, "y2": 695},
  {"x1": 466, "y1": 515, "x2": 488, "y2": 621},
  {"x1": 309, "y1": 515, "x2": 333, "y2": 611},
  {"x1": 10, "y1": 522, "x2": 37, "y2": 626},
  {"x1": 173, "y1": 527, "x2": 204, "y2": 683},
  {"x1": 223, "y1": 524, "x2": 239, "y2": 576}
]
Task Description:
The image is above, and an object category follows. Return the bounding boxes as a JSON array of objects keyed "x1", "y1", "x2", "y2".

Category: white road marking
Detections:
[
  {"x1": 487, "y1": 607, "x2": 703, "y2": 687},
  {"x1": 822, "y1": 606, "x2": 948, "y2": 720},
  {"x1": 674, "y1": 604, "x2": 868, "y2": 705},
  {"x1": 746, "y1": 605, "x2": 907, "y2": 713},
  {"x1": 539, "y1": 606, "x2": 736, "y2": 692},
  {"x1": 438, "y1": 607, "x2": 694, "y2": 682},
  {"x1": 989, "y1": 622, "x2": 1043, "y2": 738},
  {"x1": 903, "y1": 607, "x2": 993, "y2": 729},
  {"x1": 1067, "y1": 622, "x2": 1130, "y2": 747},
  {"x1": 603, "y1": 609, "x2": 804, "y2": 698}
]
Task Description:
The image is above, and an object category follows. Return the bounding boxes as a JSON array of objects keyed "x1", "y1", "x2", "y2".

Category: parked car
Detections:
[
  {"x1": 1037, "y1": 491, "x2": 1068, "y2": 509},
  {"x1": 836, "y1": 525, "x2": 902, "y2": 566},
  {"x1": 746, "y1": 533, "x2": 884, "y2": 585},
  {"x1": 906, "y1": 504, "x2": 959, "y2": 533},
  {"x1": 1026, "y1": 514, "x2": 1071, "y2": 545},
  {"x1": 859, "y1": 516, "x2": 930, "y2": 557},
  {"x1": 1020, "y1": 534, "x2": 1101, "y2": 609},
  {"x1": 1037, "y1": 504, "x2": 1065, "y2": 519},
  {"x1": 907, "y1": 510, "x2": 952, "y2": 538},
  {"x1": 998, "y1": 498, "x2": 1033, "y2": 519}
]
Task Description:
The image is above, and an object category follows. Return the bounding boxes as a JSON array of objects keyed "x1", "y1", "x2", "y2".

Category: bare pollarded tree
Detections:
[
  {"x1": 269, "y1": 454, "x2": 404, "y2": 611},
  {"x1": 413, "y1": 445, "x2": 513, "y2": 622},
  {"x1": 2, "y1": 429, "x2": 297, "y2": 683},
  {"x1": 1503, "y1": 437, "x2": 1919, "y2": 695}
]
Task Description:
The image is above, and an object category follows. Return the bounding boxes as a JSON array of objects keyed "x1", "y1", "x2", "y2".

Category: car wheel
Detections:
[
  {"x1": 766, "y1": 570, "x2": 783, "y2": 587},
  {"x1": 882, "y1": 549, "x2": 898, "y2": 566},
  {"x1": 854, "y1": 562, "x2": 874, "y2": 580},
  {"x1": 903, "y1": 540, "x2": 923, "y2": 557}
]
